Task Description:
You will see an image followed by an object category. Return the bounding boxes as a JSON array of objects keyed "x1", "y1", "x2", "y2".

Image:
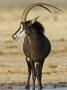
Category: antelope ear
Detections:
[{"x1": 31, "y1": 16, "x2": 40, "y2": 24}]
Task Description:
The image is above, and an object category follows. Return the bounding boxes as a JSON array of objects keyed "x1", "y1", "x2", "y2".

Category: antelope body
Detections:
[
  {"x1": 12, "y1": 3, "x2": 62, "y2": 90},
  {"x1": 23, "y1": 21, "x2": 51, "y2": 61}
]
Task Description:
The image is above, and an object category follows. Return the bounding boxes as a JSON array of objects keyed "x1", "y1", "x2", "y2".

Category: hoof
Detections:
[
  {"x1": 38, "y1": 87, "x2": 42, "y2": 90},
  {"x1": 25, "y1": 84, "x2": 30, "y2": 89},
  {"x1": 38, "y1": 85, "x2": 43, "y2": 90}
]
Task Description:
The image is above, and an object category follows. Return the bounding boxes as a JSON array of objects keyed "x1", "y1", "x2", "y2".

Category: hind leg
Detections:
[
  {"x1": 36, "y1": 62, "x2": 42, "y2": 89},
  {"x1": 36, "y1": 61, "x2": 44, "y2": 89},
  {"x1": 25, "y1": 57, "x2": 31, "y2": 89}
]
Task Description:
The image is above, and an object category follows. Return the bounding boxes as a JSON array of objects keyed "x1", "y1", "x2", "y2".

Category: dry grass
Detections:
[
  {"x1": 4, "y1": 40, "x2": 14, "y2": 43},
  {"x1": 51, "y1": 49, "x2": 67, "y2": 55},
  {"x1": 48, "y1": 64, "x2": 57, "y2": 68},
  {"x1": 6, "y1": 45, "x2": 18, "y2": 49},
  {"x1": 65, "y1": 47, "x2": 67, "y2": 51},
  {"x1": 7, "y1": 52, "x2": 22, "y2": 55},
  {"x1": 0, "y1": 51, "x2": 4, "y2": 55}
]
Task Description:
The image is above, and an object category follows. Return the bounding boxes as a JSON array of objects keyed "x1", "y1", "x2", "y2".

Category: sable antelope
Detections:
[{"x1": 12, "y1": 3, "x2": 62, "y2": 90}]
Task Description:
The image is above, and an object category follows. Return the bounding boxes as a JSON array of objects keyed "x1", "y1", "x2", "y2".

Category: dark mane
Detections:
[{"x1": 31, "y1": 21, "x2": 45, "y2": 34}]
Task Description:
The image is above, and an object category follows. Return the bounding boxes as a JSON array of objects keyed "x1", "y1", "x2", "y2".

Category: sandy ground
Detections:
[{"x1": 0, "y1": 10, "x2": 67, "y2": 88}]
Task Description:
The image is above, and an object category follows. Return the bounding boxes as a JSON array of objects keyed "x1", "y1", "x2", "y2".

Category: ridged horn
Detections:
[{"x1": 21, "y1": 3, "x2": 62, "y2": 22}]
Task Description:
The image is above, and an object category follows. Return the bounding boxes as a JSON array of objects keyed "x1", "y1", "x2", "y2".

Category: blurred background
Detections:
[
  {"x1": 0, "y1": 0, "x2": 67, "y2": 10},
  {"x1": 0, "y1": 0, "x2": 67, "y2": 40},
  {"x1": 0, "y1": 0, "x2": 67, "y2": 86}
]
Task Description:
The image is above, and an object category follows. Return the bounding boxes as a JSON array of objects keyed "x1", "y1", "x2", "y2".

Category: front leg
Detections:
[{"x1": 25, "y1": 57, "x2": 31, "y2": 89}]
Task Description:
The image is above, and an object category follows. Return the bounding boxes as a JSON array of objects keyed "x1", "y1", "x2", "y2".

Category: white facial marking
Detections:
[
  {"x1": 17, "y1": 24, "x2": 23, "y2": 35},
  {"x1": 14, "y1": 24, "x2": 25, "y2": 40},
  {"x1": 21, "y1": 24, "x2": 23, "y2": 30}
]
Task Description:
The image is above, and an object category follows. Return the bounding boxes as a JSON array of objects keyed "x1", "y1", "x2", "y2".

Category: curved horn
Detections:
[
  {"x1": 21, "y1": 3, "x2": 62, "y2": 22},
  {"x1": 21, "y1": 4, "x2": 52, "y2": 22}
]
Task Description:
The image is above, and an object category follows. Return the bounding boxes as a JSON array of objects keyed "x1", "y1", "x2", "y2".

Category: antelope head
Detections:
[{"x1": 12, "y1": 3, "x2": 62, "y2": 40}]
